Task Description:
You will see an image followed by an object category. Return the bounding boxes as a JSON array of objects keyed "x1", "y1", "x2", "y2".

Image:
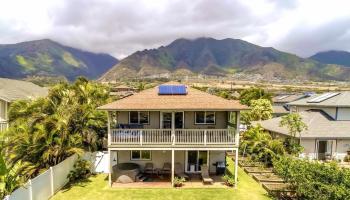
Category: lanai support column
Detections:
[
  {"x1": 171, "y1": 149, "x2": 175, "y2": 187},
  {"x1": 108, "y1": 149, "x2": 112, "y2": 186},
  {"x1": 107, "y1": 111, "x2": 112, "y2": 187},
  {"x1": 234, "y1": 111, "x2": 240, "y2": 188},
  {"x1": 234, "y1": 148, "x2": 238, "y2": 188}
]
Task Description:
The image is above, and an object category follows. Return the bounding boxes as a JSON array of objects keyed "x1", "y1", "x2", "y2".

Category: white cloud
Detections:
[{"x1": 0, "y1": 0, "x2": 350, "y2": 58}]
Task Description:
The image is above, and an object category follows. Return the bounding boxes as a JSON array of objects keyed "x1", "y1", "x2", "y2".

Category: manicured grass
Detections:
[{"x1": 52, "y1": 158, "x2": 271, "y2": 200}]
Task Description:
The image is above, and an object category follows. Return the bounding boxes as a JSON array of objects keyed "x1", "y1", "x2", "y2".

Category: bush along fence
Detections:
[
  {"x1": 4, "y1": 155, "x2": 78, "y2": 200},
  {"x1": 4, "y1": 151, "x2": 109, "y2": 200}
]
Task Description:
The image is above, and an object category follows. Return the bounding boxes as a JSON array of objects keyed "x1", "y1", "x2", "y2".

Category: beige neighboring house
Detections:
[
  {"x1": 0, "y1": 78, "x2": 48, "y2": 132},
  {"x1": 110, "y1": 84, "x2": 136, "y2": 99},
  {"x1": 272, "y1": 94, "x2": 308, "y2": 117},
  {"x1": 260, "y1": 92, "x2": 350, "y2": 161},
  {"x1": 98, "y1": 82, "x2": 247, "y2": 187}
]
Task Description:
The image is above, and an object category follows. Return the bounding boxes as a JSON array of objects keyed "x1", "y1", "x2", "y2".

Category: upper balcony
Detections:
[{"x1": 109, "y1": 128, "x2": 237, "y2": 147}]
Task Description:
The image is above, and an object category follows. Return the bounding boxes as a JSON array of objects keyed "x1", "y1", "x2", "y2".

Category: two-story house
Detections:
[
  {"x1": 0, "y1": 78, "x2": 47, "y2": 132},
  {"x1": 272, "y1": 94, "x2": 308, "y2": 117},
  {"x1": 259, "y1": 92, "x2": 350, "y2": 161},
  {"x1": 98, "y1": 82, "x2": 247, "y2": 187}
]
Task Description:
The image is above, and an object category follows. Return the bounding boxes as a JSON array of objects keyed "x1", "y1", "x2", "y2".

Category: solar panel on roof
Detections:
[
  {"x1": 307, "y1": 92, "x2": 340, "y2": 103},
  {"x1": 158, "y1": 85, "x2": 187, "y2": 95}
]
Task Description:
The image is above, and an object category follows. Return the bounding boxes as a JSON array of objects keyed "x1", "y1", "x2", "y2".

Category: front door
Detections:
[
  {"x1": 316, "y1": 140, "x2": 335, "y2": 160},
  {"x1": 186, "y1": 151, "x2": 208, "y2": 172},
  {"x1": 161, "y1": 112, "x2": 184, "y2": 129}
]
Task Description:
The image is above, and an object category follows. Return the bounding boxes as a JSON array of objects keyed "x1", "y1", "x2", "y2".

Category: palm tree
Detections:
[{"x1": 3, "y1": 77, "x2": 110, "y2": 181}]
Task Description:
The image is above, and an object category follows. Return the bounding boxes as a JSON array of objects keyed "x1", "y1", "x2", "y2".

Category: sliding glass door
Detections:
[
  {"x1": 186, "y1": 151, "x2": 208, "y2": 172},
  {"x1": 161, "y1": 112, "x2": 184, "y2": 129}
]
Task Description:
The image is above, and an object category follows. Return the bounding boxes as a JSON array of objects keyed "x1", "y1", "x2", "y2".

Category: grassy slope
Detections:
[{"x1": 51, "y1": 158, "x2": 270, "y2": 200}]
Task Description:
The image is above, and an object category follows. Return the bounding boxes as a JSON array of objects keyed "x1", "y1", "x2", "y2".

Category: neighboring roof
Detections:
[
  {"x1": 0, "y1": 78, "x2": 48, "y2": 102},
  {"x1": 258, "y1": 110, "x2": 350, "y2": 138},
  {"x1": 114, "y1": 85, "x2": 134, "y2": 89},
  {"x1": 272, "y1": 94, "x2": 307, "y2": 104},
  {"x1": 288, "y1": 92, "x2": 350, "y2": 107},
  {"x1": 98, "y1": 83, "x2": 248, "y2": 111},
  {"x1": 272, "y1": 105, "x2": 289, "y2": 114}
]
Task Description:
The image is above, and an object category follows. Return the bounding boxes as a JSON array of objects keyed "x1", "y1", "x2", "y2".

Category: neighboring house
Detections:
[
  {"x1": 272, "y1": 94, "x2": 309, "y2": 117},
  {"x1": 110, "y1": 85, "x2": 136, "y2": 99},
  {"x1": 98, "y1": 82, "x2": 247, "y2": 187},
  {"x1": 259, "y1": 92, "x2": 350, "y2": 161},
  {"x1": 0, "y1": 78, "x2": 48, "y2": 132}
]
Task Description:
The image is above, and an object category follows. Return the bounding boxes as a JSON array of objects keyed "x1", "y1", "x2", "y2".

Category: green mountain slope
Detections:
[
  {"x1": 310, "y1": 50, "x2": 350, "y2": 67},
  {"x1": 0, "y1": 39, "x2": 118, "y2": 80},
  {"x1": 100, "y1": 37, "x2": 350, "y2": 81}
]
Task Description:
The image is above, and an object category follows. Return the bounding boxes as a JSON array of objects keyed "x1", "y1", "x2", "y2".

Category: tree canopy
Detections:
[
  {"x1": 279, "y1": 113, "x2": 308, "y2": 138},
  {"x1": 2, "y1": 77, "x2": 111, "y2": 182},
  {"x1": 239, "y1": 87, "x2": 272, "y2": 106},
  {"x1": 241, "y1": 99, "x2": 273, "y2": 125}
]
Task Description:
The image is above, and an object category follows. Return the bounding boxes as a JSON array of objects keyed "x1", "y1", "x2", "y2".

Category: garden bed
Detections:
[
  {"x1": 252, "y1": 174, "x2": 284, "y2": 183},
  {"x1": 262, "y1": 183, "x2": 296, "y2": 200},
  {"x1": 262, "y1": 183, "x2": 293, "y2": 192},
  {"x1": 243, "y1": 167, "x2": 274, "y2": 174}
]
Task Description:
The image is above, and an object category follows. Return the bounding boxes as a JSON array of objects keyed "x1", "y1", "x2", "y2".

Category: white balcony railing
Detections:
[
  {"x1": 0, "y1": 121, "x2": 8, "y2": 132},
  {"x1": 110, "y1": 129, "x2": 236, "y2": 146}
]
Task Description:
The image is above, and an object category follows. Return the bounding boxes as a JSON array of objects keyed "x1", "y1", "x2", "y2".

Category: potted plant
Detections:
[
  {"x1": 173, "y1": 177, "x2": 186, "y2": 187},
  {"x1": 222, "y1": 174, "x2": 235, "y2": 187}
]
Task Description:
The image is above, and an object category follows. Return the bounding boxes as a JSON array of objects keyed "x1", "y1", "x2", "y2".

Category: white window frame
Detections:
[
  {"x1": 185, "y1": 150, "x2": 210, "y2": 173},
  {"x1": 194, "y1": 111, "x2": 216, "y2": 125},
  {"x1": 128, "y1": 111, "x2": 150, "y2": 124},
  {"x1": 130, "y1": 150, "x2": 152, "y2": 161}
]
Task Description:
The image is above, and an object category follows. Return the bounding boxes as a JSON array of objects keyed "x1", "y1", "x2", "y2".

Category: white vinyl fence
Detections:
[
  {"x1": 5, "y1": 151, "x2": 109, "y2": 200},
  {"x1": 6, "y1": 154, "x2": 78, "y2": 200}
]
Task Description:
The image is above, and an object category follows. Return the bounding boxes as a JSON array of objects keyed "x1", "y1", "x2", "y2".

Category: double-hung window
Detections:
[
  {"x1": 131, "y1": 150, "x2": 151, "y2": 160},
  {"x1": 129, "y1": 111, "x2": 149, "y2": 124},
  {"x1": 195, "y1": 111, "x2": 215, "y2": 124}
]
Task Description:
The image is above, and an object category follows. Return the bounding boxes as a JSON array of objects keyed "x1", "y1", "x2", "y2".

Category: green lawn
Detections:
[{"x1": 52, "y1": 158, "x2": 271, "y2": 200}]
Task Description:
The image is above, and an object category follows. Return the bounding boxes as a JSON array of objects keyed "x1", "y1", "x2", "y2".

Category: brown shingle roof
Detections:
[{"x1": 99, "y1": 83, "x2": 248, "y2": 111}]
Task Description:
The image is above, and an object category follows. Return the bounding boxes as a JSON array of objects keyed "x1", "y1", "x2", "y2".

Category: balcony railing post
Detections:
[
  {"x1": 204, "y1": 130, "x2": 207, "y2": 146},
  {"x1": 107, "y1": 111, "x2": 111, "y2": 146},
  {"x1": 235, "y1": 112, "x2": 240, "y2": 145},
  {"x1": 140, "y1": 131, "x2": 143, "y2": 146},
  {"x1": 172, "y1": 130, "x2": 175, "y2": 145}
]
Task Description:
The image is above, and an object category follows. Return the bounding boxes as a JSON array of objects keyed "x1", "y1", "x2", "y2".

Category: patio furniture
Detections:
[
  {"x1": 201, "y1": 164, "x2": 213, "y2": 184},
  {"x1": 161, "y1": 162, "x2": 171, "y2": 174},
  {"x1": 113, "y1": 163, "x2": 140, "y2": 183},
  {"x1": 144, "y1": 163, "x2": 154, "y2": 174},
  {"x1": 175, "y1": 162, "x2": 189, "y2": 180}
]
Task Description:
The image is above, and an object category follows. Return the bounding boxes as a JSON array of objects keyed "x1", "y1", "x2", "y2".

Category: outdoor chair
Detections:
[
  {"x1": 161, "y1": 162, "x2": 171, "y2": 174},
  {"x1": 144, "y1": 162, "x2": 154, "y2": 174},
  {"x1": 174, "y1": 162, "x2": 189, "y2": 180},
  {"x1": 201, "y1": 164, "x2": 213, "y2": 184}
]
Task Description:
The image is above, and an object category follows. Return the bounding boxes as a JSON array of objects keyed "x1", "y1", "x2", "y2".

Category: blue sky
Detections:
[{"x1": 0, "y1": 0, "x2": 350, "y2": 58}]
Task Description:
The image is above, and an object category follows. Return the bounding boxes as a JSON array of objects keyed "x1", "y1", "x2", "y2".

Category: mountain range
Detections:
[
  {"x1": 0, "y1": 39, "x2": 118, "y2": 81},
  {"x1": 100, "y1": 37, "x2": 350, "y2": 82},
  {"x1": 310, "y1": 50, "x2": 350, "y2": 67},
  {"x1": 1, "y1": 38, "x2": 350, "y2": 82}
]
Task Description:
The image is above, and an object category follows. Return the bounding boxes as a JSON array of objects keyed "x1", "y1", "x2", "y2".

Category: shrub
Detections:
[
  {"x1": 222, "y1": 174, "x2": 235, "y2": 187},
  {"x1": 273, "y1": 156, "x2": 350, "y2": 200},
  {"x1": 344, "y1": 155, "x2": 350, "y2": 162},
  {"x1": 68, "y1": 159, "x2": 92, "y2": 182},
  {"x1": 173, "y1": 177, "x2": 186, "y2": 187}
]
